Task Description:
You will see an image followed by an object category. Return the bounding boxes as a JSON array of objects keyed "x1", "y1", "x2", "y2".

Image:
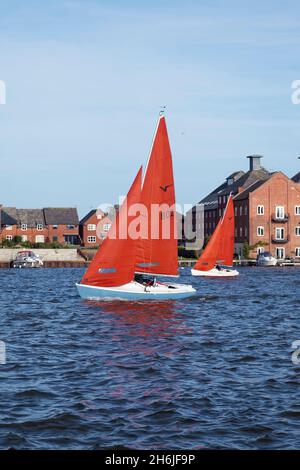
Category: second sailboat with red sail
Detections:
[{"x1": 191, "y1": 194, "x2": 239, "y2": 277}]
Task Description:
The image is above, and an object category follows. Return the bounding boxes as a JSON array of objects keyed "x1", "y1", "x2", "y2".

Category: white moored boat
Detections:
[
  {"x1": 76, "y1": 114, "x2": 196, "y2": 301},
  {"x1": 191, "y1": 194, "x2": 239, "y2": 278},
  {"x1": 256, "y1": 252, "x2": 277, "y2": 267}
]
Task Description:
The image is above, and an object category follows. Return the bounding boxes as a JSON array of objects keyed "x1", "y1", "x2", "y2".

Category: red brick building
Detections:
[
  {"x1": 79, "y1": 208, "x2": 113, "y2": 246},
  {"x1": 187, "y1": 156, "x2": 300, "y2": 259},
  {"x1": 0, "y1": 207, "x2": 79, "y2": 244}
]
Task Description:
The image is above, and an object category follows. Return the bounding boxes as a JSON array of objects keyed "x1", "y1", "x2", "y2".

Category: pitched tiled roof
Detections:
[
  {"x1": 80, "y1": 207, "x2": 115, "y2": 225},
  {"x1": 217, "y1": 168, "x2": 271, "y2": 196},
  {"x1": 43, "y1": 208, "x2": 79, "y2": 225},
  {"x1": 79, "y1": 209, "x2": 96, "y2": 225},
  {"x1": 0, "y1": 208, "x2": 18, "y2": 226},
  {"x1": 1, "y1": 207, "x2": 79, "y2": 227},
  {"x1": 1, "y1": 207, "x2": 44, "y2": 227},
  {"x1": 233, "y1": 179, "x2": 268, "y2": 201}
]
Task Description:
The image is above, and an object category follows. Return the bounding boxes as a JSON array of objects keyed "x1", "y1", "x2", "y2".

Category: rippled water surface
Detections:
[{"x1": 0, "y1": 267, "x2": 299, "y2": 449}]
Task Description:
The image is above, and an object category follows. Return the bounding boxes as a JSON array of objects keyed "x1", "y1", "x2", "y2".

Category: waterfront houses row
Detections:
[
  {"x1": 0, "y1": 205, "x2": 184, "y2": 247},
  {"x1": 187, "y1": 155, "x2": 300, "y2": 259},
  {"x1": 0, "y1": 206, "x2": 113, "y2": 246}
]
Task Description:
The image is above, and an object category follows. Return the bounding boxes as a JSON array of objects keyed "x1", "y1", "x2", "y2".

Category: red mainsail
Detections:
[
  {"x1": 81, "y1": 167, "x2": 142, "y2": 287},
  {"x1": 216, "y1": 194, "x2": 235, "y2": 266},
  {"x1": 135, "y1": 115, "x2": 178, "y2": 276},
  {"x1": 193, "y1": 194, "x2": 235, "y2": 271}
]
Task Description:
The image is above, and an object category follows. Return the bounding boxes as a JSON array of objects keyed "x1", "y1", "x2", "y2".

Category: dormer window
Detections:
[
  {"x1": 37, "y1": 224, "x2": 43, "y2": 231},
  {"x1": 227, "y1": 178, "x2": 234, "y2": 186},
  {"x1": 21, "y1": 224, "x2": 27, "y2": 231}
]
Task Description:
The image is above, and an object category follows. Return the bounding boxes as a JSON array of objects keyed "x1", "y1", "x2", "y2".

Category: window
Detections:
[
  {"x1": 52, "y1": 225, "x2": 58, "y2": 229},
  {"x1": 244, "y1": 206, "x2": 248, "y2": 216},
  {"x1": 218, "y1": 208, "x2": 222, "y2": 217},
  {"x1": 257, "y1": 205, "x2": 264, "y2": 215},
  {"x1": 35, "y1": 235, "x2": 44, "y2": 243},
  {"x1": 53, "y1": 236, "x2": 58, "y2": 242},
  {"x1": 235, "y1": 228, "x2": 237, "y2": 237},
  {"x1": 275, "y1": 227, "x2": 284, "y2": 240},
  {"x1": 21, "y1": 224, "x2": 27, "y2": 231},
  {"x1": 239, "y1": 227, "x2": 243, "y2": 237},
  {"x1": 87, "y1": 236, "x2": 96, "y2": 243},
  {"x1": 6, "y1": 235, "x2": 12, "y2": 241},
  {"x1": 21, "y1": 235, "x2": 27, "y2": 242},
  {"x1": 295, "y1": 247, "x2": 300, "y2": 257},
  {"x1": 295, "y1": 227, "x2": 300, "y2": 236},
  {"x1": 87, "y1": 224, "x2": 96, "y2": 231},
  {"x1": 276, "y1": 247, "x2": 285, "y2": 259},
  {"x1": 67, "y1": 224, "x2": 75, "y2": 230},
  {"x1": 245, "y1": 226, "x2": 248, "y2": 237},
  {"x1": 234, "y1": 206, "x2": 237, "y2": 216},
  {"x1": 257, "y1": 226, "x2": 264, "y2": 236},
  {"x1": 275, "y1": 206, "x2": 285, "y2": 219},
  {"x1": 223, "y1": 195, "x2": 227, "y2": 204},
  {"x1": 5, "y1": 225, "x2": 13, "y2": 231},
  {"x1": 295, "y1": 206, "x2": 300, "y2": 216},
  {"x1": 103, "y1": 224, "x2": 111, "y2": 232},
  {"x1": 37, "y1": 224, "x2": 43, "y2": 231}
]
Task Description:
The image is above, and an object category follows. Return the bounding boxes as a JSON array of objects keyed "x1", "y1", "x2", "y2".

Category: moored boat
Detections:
[
  {"x1": 256, "y1": 252, "x2": 277, "y2": 267},
  {"x1": 12, "y1": 250, "x2": 43, "y2": 268}
]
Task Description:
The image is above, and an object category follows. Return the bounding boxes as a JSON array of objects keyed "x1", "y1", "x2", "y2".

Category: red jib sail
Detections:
[
  {"x1": 194, "y1": 194, "x2": 235, "y2": 271},
  {"x1": 135, "y1": 115, "x2": 178, "y2": 277},
  {"x1": 80, "y1": 167, "x2": 142, "y2": 287},
  {"x1": 193, "y1": 219, "x2": 223, "y2": 271}
]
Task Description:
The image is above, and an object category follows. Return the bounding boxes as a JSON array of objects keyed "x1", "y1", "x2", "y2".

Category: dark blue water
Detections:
[{"x1": 0, "y1": 267, "x2": 299, "y2": 449}]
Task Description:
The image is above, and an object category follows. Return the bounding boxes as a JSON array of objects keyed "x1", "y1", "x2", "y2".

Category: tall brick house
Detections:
[
  {"x1": 0, "y1": 207, "x2": 79, "y2": 244},
  {"x1": 79, "y1": 208, "x2": 114, "y2": 246},
  {"x1": 187, "y1": 156, "x2": 300, "y2": 259}
]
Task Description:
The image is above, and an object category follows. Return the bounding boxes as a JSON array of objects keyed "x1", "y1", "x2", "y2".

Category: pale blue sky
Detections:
[{"x1": 0, "y1": 0, "x2": 300, "y2": 217}]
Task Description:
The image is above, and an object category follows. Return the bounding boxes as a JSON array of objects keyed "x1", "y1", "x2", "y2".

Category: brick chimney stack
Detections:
[{"x1": 247, "y1": 155, "x2": 263, "y2": 171}]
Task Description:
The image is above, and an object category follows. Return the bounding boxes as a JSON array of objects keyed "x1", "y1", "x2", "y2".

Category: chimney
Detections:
[{"x1": 247, "y1": 155, "x2": 263, "y2": 171}]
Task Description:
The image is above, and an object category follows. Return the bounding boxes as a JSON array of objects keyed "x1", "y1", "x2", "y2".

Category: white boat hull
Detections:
[
  {"x1": 76, "y1": 280, "x2": 196, "y2": 301},
  {"x1": 191, "y1": 267, "x2": 239, "y2": 277},
  {"x1": 257, "y1": 258, "x2": 277, "y2": 267}
]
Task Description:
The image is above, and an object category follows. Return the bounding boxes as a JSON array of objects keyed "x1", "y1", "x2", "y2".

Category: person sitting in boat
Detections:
[
  {"x1": 134, "y1": 274, "x2": 157, "y2": 287},
  {"x1": 215, "y1": 265, "x2": 222, "y2": 271}
]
